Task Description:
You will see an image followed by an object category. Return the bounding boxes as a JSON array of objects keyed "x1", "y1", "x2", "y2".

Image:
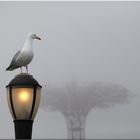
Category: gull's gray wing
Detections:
[
  {"x1": 6, "y1": 50, "x2": 21, "y2": 70},
  {"x1": 9, "y1": 50, "x2": 21, "y2": 66}
]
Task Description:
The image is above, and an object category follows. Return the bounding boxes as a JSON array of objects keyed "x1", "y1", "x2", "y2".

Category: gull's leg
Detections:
[
  {"x1": 26, "y1": 66, "x2": 28, "y2": 73},
  {"x1": 20, "y1": 67, "x2": 23, "y2": 73}
]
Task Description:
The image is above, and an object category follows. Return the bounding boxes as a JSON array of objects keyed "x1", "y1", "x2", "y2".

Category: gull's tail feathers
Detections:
[{"x1": 6, "y1": 65, "x2": 17, "y2": 71}]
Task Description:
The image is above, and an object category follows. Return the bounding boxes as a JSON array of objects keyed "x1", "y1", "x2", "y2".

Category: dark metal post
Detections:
[{"x1": 14, "y1": 120, "x2": 33, "y2": 139}]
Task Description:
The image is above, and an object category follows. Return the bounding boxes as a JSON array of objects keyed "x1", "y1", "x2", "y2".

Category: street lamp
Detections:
[{"x1": 6, "y1": 73, "x2": 42, "y2": 139}]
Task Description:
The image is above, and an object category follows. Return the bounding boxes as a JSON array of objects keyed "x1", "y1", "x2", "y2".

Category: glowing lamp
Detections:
[{"x1": 6, "y1": 73, "x2": 42, "y2": 139}]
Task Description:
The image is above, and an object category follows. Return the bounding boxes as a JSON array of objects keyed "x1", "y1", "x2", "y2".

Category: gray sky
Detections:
[{"x1": 0, "y1": 1, "x2": 140, "y2": 139}]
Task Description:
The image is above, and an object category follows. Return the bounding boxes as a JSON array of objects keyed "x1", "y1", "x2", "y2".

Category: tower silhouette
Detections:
[{"x1": 41, "y1": 81, "x2": 131, "y2": 139}]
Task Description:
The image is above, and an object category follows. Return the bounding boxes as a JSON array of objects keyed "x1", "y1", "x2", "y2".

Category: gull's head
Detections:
[{"x1": 27, "y1": 33, "x2": 41, "y2": 40}]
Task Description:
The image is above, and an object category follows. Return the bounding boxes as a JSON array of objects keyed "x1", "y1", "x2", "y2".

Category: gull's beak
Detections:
[{"x1": 35, "y1": 36, "x2": 41, "y2": 40}]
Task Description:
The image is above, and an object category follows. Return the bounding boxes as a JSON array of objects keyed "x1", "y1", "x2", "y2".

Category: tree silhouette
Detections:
[{"x1": 41, "y1": 81, "x2": 131, "y2": 139}]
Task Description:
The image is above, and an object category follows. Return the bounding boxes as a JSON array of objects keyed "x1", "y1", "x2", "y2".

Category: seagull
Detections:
[{"x1": 6, "y1": 33, "x2": 41, "y2": 73}]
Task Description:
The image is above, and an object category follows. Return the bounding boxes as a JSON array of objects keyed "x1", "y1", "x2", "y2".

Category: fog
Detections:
[{"x1": 0, "y1": 1, "x2": 139, "y2": 139}]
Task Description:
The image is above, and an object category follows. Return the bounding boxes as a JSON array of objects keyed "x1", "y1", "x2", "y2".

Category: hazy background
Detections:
[{"x1": 0, "y1": 1, "x2": 139, "y2": 139}]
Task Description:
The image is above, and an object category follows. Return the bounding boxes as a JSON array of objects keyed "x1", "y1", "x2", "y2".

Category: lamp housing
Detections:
[{"x1": 6, "y1": 73, "x2": 42, "y2": 121}]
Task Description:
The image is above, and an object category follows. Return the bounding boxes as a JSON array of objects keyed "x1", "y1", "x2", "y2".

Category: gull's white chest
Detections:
[{"x1": 16, "y1": 49, "x2": 34, "y2": 66}]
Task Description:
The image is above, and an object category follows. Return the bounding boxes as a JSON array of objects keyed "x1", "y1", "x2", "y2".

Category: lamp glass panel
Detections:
[
  {"x1": 12, "y1": 88, "x2": 33, "y2": 119},
  {"x1": 7, "y1": 87, "x2": 15, "y2": 119},
  {"x1": 31, "y1": 87, "x2": 41, "y2": 119}
]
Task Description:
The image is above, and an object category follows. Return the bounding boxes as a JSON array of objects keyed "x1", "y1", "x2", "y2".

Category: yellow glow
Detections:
[{"x1": 18, "y1": 90, "x2": 30, "y2": 102}]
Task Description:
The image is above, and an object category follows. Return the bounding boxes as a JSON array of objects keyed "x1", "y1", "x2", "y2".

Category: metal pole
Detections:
[{"x1": 14, "y1": 120, "x2": 33, "y2": 139}]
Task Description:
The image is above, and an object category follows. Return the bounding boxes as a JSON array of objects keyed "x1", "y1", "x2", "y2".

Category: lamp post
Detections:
[{"x1": 6, "y1": 73, "x2": 42, "y2": 139}]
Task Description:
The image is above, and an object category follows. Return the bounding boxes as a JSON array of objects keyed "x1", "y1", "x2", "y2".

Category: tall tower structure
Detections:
[{"x1": 41, "y1": 82, "x2": 131, "y2": 139}]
